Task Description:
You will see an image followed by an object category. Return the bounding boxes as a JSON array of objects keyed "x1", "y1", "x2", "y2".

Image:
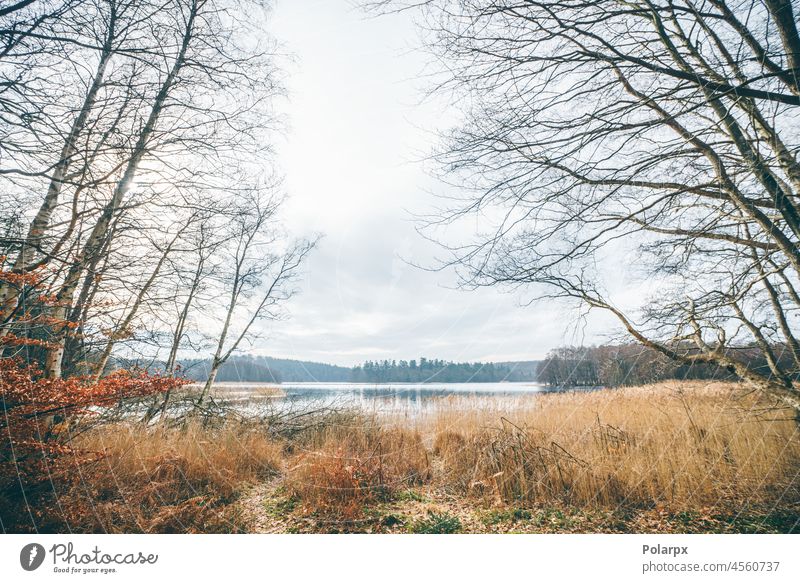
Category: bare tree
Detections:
[
  {"x1": 40, "y1": 0, "x2": 200, "y2": 378},
  {"x1": 1, "y1": 0, "x2": 283, "y2": 378},
  {"x1": 0, "y1": 0, "x2": 147, "y2": 325},
  {"x1": 197, "y1": 191, "x2": 317, "y2": 403},
  {"x1": 383, "y1": 0, "x2": 800, "y2": 412},
  {"x1": 163, "y1": 214, "x2": 226, "y2": 376}
]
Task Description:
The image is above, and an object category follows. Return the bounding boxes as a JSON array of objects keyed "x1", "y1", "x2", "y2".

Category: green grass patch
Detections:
[
  {"x1": 483, "y1": 508, "x2": 533, "y2": 525},
  {"x1": 395, "y1": 489, "x2": 430, "y2": 503},
  {"x1": 263, "y1": 494, "x2": 298, "y2": 517},
  {"x1": 410, "y1": 511, "x2": 462, "y2": 534}
]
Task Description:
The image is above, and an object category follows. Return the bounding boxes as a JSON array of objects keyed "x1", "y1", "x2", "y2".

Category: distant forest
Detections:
[
  {"x1": 351, "y1": 358, "x2": 538, "y2": 383},
  {"x1": 155, "y1": 342, "x2": 792, "y2": 387},
  {"x1": 537, "y1": 344, "x2": 793, "y2": 387},
  {"x1": 177, "y1": 355, "x2": 539, "y2": 383}
]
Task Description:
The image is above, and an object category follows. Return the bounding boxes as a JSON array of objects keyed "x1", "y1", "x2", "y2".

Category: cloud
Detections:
[{"x1": 252, "y1": 1, "x2": 619, "y2": 366}]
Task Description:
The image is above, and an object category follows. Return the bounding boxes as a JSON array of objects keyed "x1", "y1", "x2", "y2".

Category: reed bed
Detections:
[
  {"x1": 288, "y1": 382, "x2": 799, "y2": 514},
  {"x1": 417, "y1": 382, "x2": 799, "y2": 509}
]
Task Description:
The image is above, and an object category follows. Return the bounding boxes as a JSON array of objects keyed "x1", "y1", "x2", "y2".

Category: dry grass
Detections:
[
  {"x1": 180, "y1": 383, "x2": 286, "y2": 400},
  {"x1": 15, "y1": 381, "x2": 799, "y2": 532},
  {"x1": 285, "y1": 422, "x2": 430, "y2": 518},
  {"x1": 420, "y1": 382, "x2": 800, "y2": 510},
  {"x1": 280, "y1": 381, "x2": 799, "y2": 525},
  {"x1": 55, "y1": 422, "x2": 284, "y2": 532}
]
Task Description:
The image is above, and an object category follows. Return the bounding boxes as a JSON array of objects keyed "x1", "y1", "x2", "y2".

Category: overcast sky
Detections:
[{"x1": 252, "y1": 1, "x2": 620, "y2": 366}]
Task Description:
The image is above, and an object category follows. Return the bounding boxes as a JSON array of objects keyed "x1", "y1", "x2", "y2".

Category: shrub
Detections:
[
  {"x1": 0, "y1": 358, "x2": 185, "y2": 532},
  {"x1": 286, "y1": 424, "x2": 430, "y2": 519}
]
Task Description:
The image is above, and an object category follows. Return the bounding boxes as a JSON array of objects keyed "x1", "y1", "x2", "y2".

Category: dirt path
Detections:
[{"x1": 236, "y1": 479, "x2": 292, "y2": 533}]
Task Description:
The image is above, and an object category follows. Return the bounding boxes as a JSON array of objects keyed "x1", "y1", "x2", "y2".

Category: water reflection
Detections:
[{"x1": 270, "y1": 382, "x2": 598, "y2": 414}]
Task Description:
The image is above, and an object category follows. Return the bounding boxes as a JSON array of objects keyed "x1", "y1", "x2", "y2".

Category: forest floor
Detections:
[{"x1": 237, "y1": 479, "x2": 799, "y2": 534}]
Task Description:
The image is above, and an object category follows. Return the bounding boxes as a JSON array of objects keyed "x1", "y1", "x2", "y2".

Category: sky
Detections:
[{"x1": 251, "y1": 1, "x2": 620, "y2": 366}]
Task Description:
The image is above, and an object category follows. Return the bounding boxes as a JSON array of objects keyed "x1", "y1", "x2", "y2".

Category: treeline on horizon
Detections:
[
  {"x1": 172, "y1": 355, "x2": 539, "y2": 384},
  {"x1": 537, "y1": 344, "x2": 794, "y2": 387},
  {"x1": 351, "y1": 358, "x2": 539, "y2": 383},
  {"x1": 146, "y1": 341, "x2": 793, "y2": 387}
]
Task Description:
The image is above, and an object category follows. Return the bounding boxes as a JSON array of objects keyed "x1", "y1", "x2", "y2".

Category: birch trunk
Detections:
[
  {"x1": 199, "y1": 361, "x2": 221, "y2": 405},
  {"x1": 165, "y1": 257, "x2": 205, "y2": 374},
  {"x1": 0, "y1": 16, "x2": 115, "y2": 324},
  {"x1": 44, "y1": 1, "x2": 198, "y2": 378}
]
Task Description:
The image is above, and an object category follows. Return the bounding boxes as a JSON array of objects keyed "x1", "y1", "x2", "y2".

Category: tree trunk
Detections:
[
  {"x1": 198, "y1": 362, "x2": 220, "y2": 405},
  {"x1": 165, "y1": 257, "x2": 205, "y2": 374},
  {"x1": 43, "y1": 1, "x2": 197, "y2": 378},
  {"x1": 0, "y1": 30, "x2": 114, "y2": 325}
]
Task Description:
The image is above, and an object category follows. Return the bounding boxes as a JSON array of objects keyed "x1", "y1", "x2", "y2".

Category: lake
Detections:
[{"x1": 208, "y1": 381, "x2": 598, "y2": 414}]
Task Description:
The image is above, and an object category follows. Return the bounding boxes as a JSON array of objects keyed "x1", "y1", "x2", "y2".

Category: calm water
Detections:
[{"x1": 213, "y1": 382, "x2": 598, "y2": 414}]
